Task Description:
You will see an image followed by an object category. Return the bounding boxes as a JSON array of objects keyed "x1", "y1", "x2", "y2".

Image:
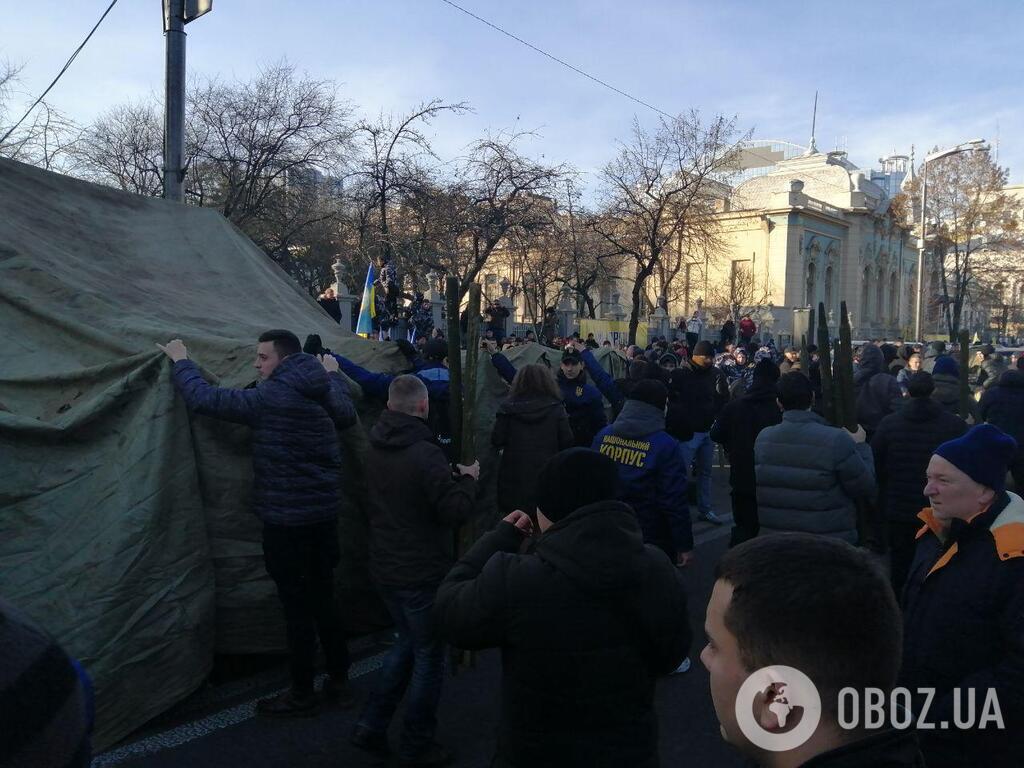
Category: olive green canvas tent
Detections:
[{"x1": 0, "y1": 158, "x2": 628, "y2": 750}]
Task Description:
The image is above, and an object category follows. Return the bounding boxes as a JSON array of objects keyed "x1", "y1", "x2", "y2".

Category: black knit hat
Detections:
[
  {"x1": 752, "y1": 359, "x2": 780, "y2": 384},
  {"x1": 562, "y1": 349, "x2": 583, "y2": 364},
  {"x1": 424, "y1": 338, "x2": 448, "y2": 361},
  {"x1": 627, "y1": 378, "x2": 668, "y2": 410},
  {"x1": 536, "y1": 448, "x2": 619, "y2": 523},
  {"x1": 693, "y1": 340, "x2": 715, "y2": 357}
]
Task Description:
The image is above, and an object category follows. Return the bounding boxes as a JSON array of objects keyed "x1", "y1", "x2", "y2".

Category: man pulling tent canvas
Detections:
[{"x1": 157, "y1": 329, "x2": 358, "y2": 716}]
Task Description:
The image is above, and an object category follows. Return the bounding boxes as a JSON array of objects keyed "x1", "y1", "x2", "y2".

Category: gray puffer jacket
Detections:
[{"x1": 754, "y1": 410, "x2": 876, "y2": 543}]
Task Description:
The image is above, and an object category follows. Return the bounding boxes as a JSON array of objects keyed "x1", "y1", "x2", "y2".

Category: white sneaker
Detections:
[{"x1": 671, "y1": 657, "x2": 691, "y2": 674}]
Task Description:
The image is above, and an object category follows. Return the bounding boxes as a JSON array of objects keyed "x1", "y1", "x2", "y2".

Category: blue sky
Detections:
[{"x1": 5, "y1": 0, "x2": 1023, "y2": 192}]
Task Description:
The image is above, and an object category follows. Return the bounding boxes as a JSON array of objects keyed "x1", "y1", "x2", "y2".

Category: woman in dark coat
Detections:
[{"x1": 492, "y1": 364, "x2": 574, "y2": 518}]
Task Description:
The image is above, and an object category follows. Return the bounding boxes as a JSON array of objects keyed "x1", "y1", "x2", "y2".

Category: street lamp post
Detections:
[{"x1": 913, "y1": 139, "x2": 988, "y2": 341}]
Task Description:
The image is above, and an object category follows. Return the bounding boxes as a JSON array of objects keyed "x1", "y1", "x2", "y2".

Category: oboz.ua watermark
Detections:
[
  {"x1": 838, "y1": 686, "x2": 1005, "y2": 731},
  {"x1": 735, "y1": 666, "x2": 1005, "y2": 752}
]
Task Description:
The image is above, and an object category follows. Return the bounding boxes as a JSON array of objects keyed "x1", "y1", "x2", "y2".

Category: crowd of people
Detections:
[{"x1": 7, "y1": 321, "x2": 1024, "y2": 768}]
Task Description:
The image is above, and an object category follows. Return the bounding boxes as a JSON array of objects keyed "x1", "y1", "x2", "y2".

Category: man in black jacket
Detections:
[
  {"x1": 434, "y1": 448, "x2": 691, "y2": 768},
  {"x1": 871, "y1": 372, "x2": 967, "y2": 592},
  {"x1": 672, "y1": 340, "x2": 730, "y2": 524},
  {"x1": 702, "y1": 534, "x2": 922, "y2": 767},
  {"x1": 158, "y1": 330, "x2": 357, "y2": 716},
  {"x1": 980, "y1": 363, "x2": 1024, "y2": 490},
  {"x1": 900, "y1": 425, "x2": 1024, "y2": 767},
  {"x1": 351, "y1": 375, "x2": 479, "y2": 767},
  {"x1": 710, "y1": 360, "x2": 782, "y2": 546}
]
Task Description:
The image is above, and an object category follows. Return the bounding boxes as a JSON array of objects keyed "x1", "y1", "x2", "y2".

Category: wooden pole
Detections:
[
  {"x1": 445, "y1": 277, "x2": 463, "y2": 462},
  {"x1": 816, "y1": 302, "x2": 835, "y2": 424},
  {"x1": 958, "y1": 329, "x2": 972, "y2": 421}
]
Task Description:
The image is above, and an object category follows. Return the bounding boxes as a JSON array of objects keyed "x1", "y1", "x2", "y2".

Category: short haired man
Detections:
[
  {"x1": 158, "y1": 330, "x2": 357, "y2": 715},
  {"x1": 900, "y1": 424, "x2": 1024, "y2": 767},
  {"x1": 778, "y1": 346, "x2": 801, "y2": 375},
  {"x1": 754, "y1": 373, "x2": 875, "y2": 542},
  {"x1": 435, "y1": 448, "x2": 690, "y2": 768},
  {"x1": 702, "y1": 534, "x2": 922, "y2": 766},
  {"x1": 351, "y1": 375, "x2": 480, "y2": 765}
]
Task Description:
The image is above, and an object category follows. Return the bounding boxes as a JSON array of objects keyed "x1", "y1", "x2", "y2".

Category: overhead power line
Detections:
[
  {"x1": 0, "y1": 0, "x2": 120, "y2": 147},
  {"x1": 437, "y1": 0, "x2": 674, "y2": 120}
]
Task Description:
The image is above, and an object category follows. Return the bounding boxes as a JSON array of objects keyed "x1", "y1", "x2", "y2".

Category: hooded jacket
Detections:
[
  {"x1": 365, "y1": 409, "x2": 477, "y2": 587},
  {"x1": 434, "y1": 502, "x2": 691, "y2": 768},
  {"x1": 870, "y1": 398, "x2": 968, "y2": 523},
  {"x1": 492, "y1": 396, "x2": 574, "y2": 515},
  {"x1": 491, "y1": 350, "x2": 621, "y2": 448},
  {"x1": 710, "y1": 378, "x2": 783, "y2": 496},
  {"x1": 754, "y1": 410, "x2": 876, "y2": 542},
  {"x1": 900, "y1": 491, "x2": 1024, "y2": 767},
  {"x1": 931, "y1": 372, "x2": 967, "y2": 417},
  {"x1": 670, "y1": 359, "x2": 729, "y2": 434},
  {"x1": 980, "y1": 369, "x2": 1024, "y2": 446},
  {"x1": 592, "y1": 400, "x2": 693, "y2": 556},
  {"x1": 855, "y1": 345, "x2": 903, "y2": 437},
  {"x1": 171, "y1": 353, "x2": 356, "y2": 526}
]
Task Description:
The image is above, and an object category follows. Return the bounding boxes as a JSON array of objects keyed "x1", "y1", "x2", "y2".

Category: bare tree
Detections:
[
  {"x1": 421, "y1": 131, "x2": 565, "y2": 302},
  {"x1": 0, "y1": 61, "x2": 77, "y2": 170},
  {"x1": 908, "y1": 150, "x2": 1022, "y2": 340},
  {"x1": 594, "y1": 112, "x2": 746, "y2": 344},
  {"x1": 73, "y1": 102, "x2": 166, "y2": 195}
]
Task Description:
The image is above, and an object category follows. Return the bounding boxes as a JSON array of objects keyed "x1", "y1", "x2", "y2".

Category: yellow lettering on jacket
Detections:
[{"x1": 599, "y1": 436, "x2": 650, "y2": 468}]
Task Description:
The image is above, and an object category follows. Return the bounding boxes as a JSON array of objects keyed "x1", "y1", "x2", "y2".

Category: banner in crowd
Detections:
[{"x1": 579, "y1": 319, "x2": 647, "y2": 349}]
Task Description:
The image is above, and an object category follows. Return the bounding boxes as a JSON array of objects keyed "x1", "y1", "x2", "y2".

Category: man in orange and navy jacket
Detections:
[{"x1": 899, "y1": 424, "x2": 1024, "y2": 768}]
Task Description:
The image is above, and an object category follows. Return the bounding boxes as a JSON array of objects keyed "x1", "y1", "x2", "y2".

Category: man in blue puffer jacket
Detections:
[
  {"x1": 592, "y1": 379, "x2": 693, "y2": 567},
  {"x1": 158, "y1": 329, "x2": 357, "y2": 717}
]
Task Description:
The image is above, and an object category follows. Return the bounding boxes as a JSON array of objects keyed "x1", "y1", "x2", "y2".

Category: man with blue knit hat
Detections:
[{"x1": 900, "y1": 424, "x2": 1024, "y2": 767}]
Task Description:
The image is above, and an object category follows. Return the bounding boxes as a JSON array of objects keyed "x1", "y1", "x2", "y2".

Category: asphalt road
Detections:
[{"x1": 93, "y1": 467, "x2": 746, "y2": 768}]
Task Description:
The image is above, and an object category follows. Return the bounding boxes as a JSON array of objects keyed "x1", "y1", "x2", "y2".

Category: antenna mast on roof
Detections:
[{"x1": 805, "y1": 91, "x2": 819, "y2": 155}]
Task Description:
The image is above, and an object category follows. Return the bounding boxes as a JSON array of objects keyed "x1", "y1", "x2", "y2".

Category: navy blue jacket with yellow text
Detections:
[
  {"x1": 592, "y1": 400, "x2": 692, "y2": 556},
  {"x1": 171, "y1": 353, "x2": 356, "y2": 526}
]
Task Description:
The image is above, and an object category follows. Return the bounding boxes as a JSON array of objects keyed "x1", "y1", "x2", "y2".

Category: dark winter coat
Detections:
[
  {"x1": 434, "y1": 502, "x2": 691, "y2": 768},
  {"x1": 980, "y1": 370, "x2": 1024, "y2": 446},
  {"x1": 932, "y1": 372, "x2": 967, "y2": 417},
  {"x1": 870, "y1": 398, "x2": 968, "y2": 523},
  {"x1": 670, "y1": 360, "x2": 729, "y2": 434},
  {"x1": 365, "y1": 410, "x2": 477, "y2": 587},
  {"x1": 720, "y1": 319, "x2": 736, "y2": 345},
  {"x1": 335, "y1": 354, "x2": 454, "y2": 457},
  {"x1": 491, "y1": 350, "x2": 621, "y2": 448},
  {"x1": 799, "y1": 729, "x2": 925, "y2": 767},
  {"x1": 900, "y1": 492, "x2": 1024, "y2": 767},
  {"x1": 592, "y1": 400, "x2": 692, "y2": 557},
  {"x1": 171, "y1": 354, "x2": 356, "y2": 526},
  {"x1": 492, "y1": 396, "x2": 574, "y2": 515},
  {"x1": 854, "y1": 345, "x2": 903, "y2": 437},
  {"x1": 754, "y1": 410, "x2": 876, "y2": 542},
  {"x1": 974, "y1": 353, "x2": 1008, "y2": 391},
  {"x1": 710, "y1": 380, "x2": 783, "y2": 496}
]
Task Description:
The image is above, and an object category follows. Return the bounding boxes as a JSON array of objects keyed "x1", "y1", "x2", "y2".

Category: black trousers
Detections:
[
  {"x1": 729, "y1": 491, "x2": 759, "y2": 547},
  {"x1": 262, "y1": 519, "x2": 350, "y2": 692}
]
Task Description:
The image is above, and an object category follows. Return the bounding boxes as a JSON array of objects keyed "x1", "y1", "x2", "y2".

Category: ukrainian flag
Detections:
[{"x1": 355, "y1": 262, "x2": 376, "y2": 337}]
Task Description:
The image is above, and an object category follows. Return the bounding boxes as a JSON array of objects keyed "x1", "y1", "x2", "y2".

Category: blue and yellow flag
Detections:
[{"x1": 355, "y1": 262, "x2": 376, "y2": 337}]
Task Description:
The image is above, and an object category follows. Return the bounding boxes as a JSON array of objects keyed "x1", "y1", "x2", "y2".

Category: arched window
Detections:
[
  {"x1": 861, "y1": 267, "x2": 872, "y2": 319},
  {"x1": 806, "y1": 262, "x2": 816, "y2": 306},
  {"x1": 824, "y1": 265, "x2": 834, "y2": 312}
]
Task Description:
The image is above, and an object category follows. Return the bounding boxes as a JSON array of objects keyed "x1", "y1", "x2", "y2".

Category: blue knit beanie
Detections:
[
  {"x1": 931, "y1": 356, "x2": 959, "y2": 377},
  {"x1": 934, "y1": 424, "x2": 1018, "y2": 492}
]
